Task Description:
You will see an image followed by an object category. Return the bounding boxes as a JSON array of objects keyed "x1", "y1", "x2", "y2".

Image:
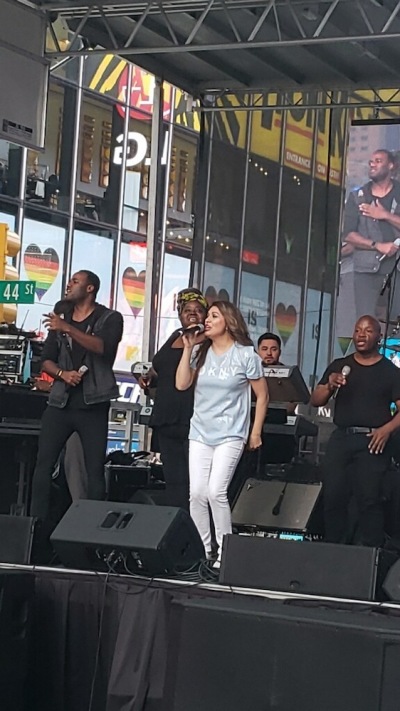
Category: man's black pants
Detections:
[
  {"x1": 323, "y1": 428, "x2": 391, "y2": 547},
  {"x1": 30, "y1": 403, "x2": 109, "y2": 521}
]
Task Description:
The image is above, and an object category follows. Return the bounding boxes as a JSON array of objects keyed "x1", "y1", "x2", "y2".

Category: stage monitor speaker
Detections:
[
  {"x1": 51, "y1": 500, "x2": 204, "y2": 576},
  {"x1": 163, "y1": 596, "x2": 400, "y2": 711},
  {"x1": 0, "y1": 515, "x2": 36, "y2": 564},
  {"x1": 220, "y1": 535, "x2": 394, "y2": 600},
  {"x1": 382, "y1": 558, "x2": 400, "y2": 601},
  {"x1": 232, "y1": 478, "x2": 322, "y2": 532},
  {"x1": 0, "y1": 571, "x2": 34, "y2": 711}
]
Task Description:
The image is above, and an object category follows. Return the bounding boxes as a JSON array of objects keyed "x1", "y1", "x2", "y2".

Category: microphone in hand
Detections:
[
  {"x1": 332, "y1": 365, "x2": 351, "y2": 399},
  {"x1": 179, "y1": 323, "x2": 205, "y2": 336},
  {"x1": 378, "y1": 238, "x2": 400, "y2": 262}
]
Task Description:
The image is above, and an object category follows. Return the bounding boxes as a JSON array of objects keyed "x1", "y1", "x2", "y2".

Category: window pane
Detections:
[
  {"x1": 203, "y1": 261, "x2": 235, "y2": 305},
  {"x1": 276, "y1": 168, "x2": 311, "y2": 284},
  {"x1": 70, "y1": 228, "x2": 116, "y2": 307},
  {"x1": 17, "y1": 217, "x2": 67, "y2": 335},
  {"x1": 272, "y1": 280, "x2": 302, "y2": 365},
  {"x1": 26, "y1": 84, "x2": 74, "y2": 212},
  {"x1": 157, "y1": 252, "x2": 191, "y2": 348},
  {"x1": 239, "y1": 271, "x2": 270, "y2": 344},
  {"x1": 75, "y1": 93, "x2": 121, "y2": 225},
  {"x1": 243, "y1": 156, "x2": 279, "y2": 278},
  {"x1": 114, "y1": 240, "x2": 146, "y2": 372},
  {"x1": 0, "y1": 140, "x2": 22, "y2": 198},
  {"x1": 121, "y1": 114, "x2": 153, "y2": 234},
  {"x1": 166, "y1": 128, "x2": 198, "y2": 254},
  {"x1": 302, "y1": 289, "x2": 332, "y2": 388}
]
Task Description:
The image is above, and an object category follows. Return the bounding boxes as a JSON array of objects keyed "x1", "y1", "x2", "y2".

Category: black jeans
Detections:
[
  {"x1": 155, "y1": 425, "x2": 190, "y2": 510},
  {"x1": 323, "y1": 428, "x2": 391, "y2": 547},
  {"x1": 30, "y1": 404, "x2": 109, "y2": 521}
]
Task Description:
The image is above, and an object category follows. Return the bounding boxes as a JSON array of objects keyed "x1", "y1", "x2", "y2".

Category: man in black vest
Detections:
[
  {"x1": 343, "y1": 149, "x2": 400, "y2": 321},
  {"x1": 30, "y1": 270, "x2": 123, "y2": 523},
  {"x1": 311, "y1": 315, "x2": 400, "y2": 547}
]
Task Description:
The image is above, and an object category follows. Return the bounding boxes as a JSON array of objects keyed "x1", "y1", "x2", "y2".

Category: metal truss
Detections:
[
  {"x1": 41, "y1": 0, "x2": 400, "y2": 58},
  {"x1": 198, "y1": 87, "x2": 400, "y2": 112}
]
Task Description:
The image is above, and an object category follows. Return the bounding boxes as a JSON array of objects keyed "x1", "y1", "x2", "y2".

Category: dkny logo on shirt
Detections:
[{"x1": 199, "y1": 364, "x2": 240, "y2": 380}]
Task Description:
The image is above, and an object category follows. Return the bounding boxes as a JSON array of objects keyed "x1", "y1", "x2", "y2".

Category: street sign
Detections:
[{"x1": 0, "y1": 280, "x2": 36, "y2": 304}]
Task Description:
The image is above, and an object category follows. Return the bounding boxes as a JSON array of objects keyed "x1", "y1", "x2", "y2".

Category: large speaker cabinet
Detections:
[
  {"x1": 51, "y1": 500, "x2": 204, "y2": 575},
  {"x1": 220, "y1": 534, "x2": 394, "y2": 600},
  {"x1": 164, "y1": 596, "x2": 400, "y2": 711}
]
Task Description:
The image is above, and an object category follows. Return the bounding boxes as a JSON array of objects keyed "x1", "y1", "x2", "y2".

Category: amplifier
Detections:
[{"x1": 0, "y1": 336, "x2": 28, "y2": 382}]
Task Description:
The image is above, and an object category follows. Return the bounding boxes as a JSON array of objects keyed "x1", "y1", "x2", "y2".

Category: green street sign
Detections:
[{"x1": 0, "y1": 280, "x2": 36, "y2": 304}]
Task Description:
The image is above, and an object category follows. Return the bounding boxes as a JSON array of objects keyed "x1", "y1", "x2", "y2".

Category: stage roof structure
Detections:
[{"x1": 31, "y1": 0, "x2": 400, "y2": 97}]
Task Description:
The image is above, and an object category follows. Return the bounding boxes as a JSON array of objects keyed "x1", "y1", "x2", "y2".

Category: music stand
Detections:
[
  {"x1": 261, "y1": 367, "x2": 311, "y2": 465},
  {"x1": 263, "y1": 366, "x2": 310, "y2": 405}
]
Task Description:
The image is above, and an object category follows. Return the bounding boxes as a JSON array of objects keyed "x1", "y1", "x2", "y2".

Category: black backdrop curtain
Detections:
[{"x1": 28, "y1": 569, "x2": 236, "y2": 711}]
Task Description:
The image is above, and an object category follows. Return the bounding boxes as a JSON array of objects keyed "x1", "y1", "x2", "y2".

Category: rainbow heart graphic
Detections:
[
  {"x1": 122, "y1": 267, "x2": 146, "y2": 317},
  {"x1": 275, "y1": 302, "x2": 297, "y2": 345},
  {"x1": 23, "y1": 244, "x2": 59, "y2": 300}
]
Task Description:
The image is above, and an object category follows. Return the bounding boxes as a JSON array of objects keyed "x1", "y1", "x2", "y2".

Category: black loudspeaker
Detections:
[
  {"x1": 220, "y1": 535, "x2": 394, "y2": 600},
  {"x1": 164, "y1": 596, "x2": 400, "y2": 711},
  {"x1": 0, "y1": 571, "x2": 34, "y2": 711},
  {"x1": 51, "y1": 500, "x2": 204, "y2": 575},
  {"x1": 232, "y1": 478, "x2": 322, "y2": 532},
  {"x1": 0, "y1": 515, "x2": 36, "y2": 564},
  {"x1": 382, "y1": 558, "x2": 400, "y2": 601}
]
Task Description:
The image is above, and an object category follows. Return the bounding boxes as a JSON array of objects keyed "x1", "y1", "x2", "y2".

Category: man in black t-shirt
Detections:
[
  {"x1": 343, "y1": 150, "x2": 400, "y2": 321},
  {"x1": 30, "y1": 270, "x2": 123, "y2": 530},
  {"x1": 311, "y1": 315, "x2": 400, "y2": 546}
]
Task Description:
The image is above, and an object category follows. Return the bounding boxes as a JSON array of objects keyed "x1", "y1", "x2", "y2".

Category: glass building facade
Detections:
[
  {"x1": 190, "y1": 96, "x2": 345, "y2": 389},
  {"x1": 191, "y1": 91, "x2": 400, "y2": 387},
  {"x1": 1, "y1": 39, "x2": 400, "y2": 382},
  {"x1": 0, "y1": 53, "x2": 200, "y2": 373}
]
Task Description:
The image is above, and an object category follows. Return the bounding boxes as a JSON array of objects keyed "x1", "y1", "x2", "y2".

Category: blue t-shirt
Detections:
[{"x1": 189, "y1": 343, "x2": 264, "y2": 446}]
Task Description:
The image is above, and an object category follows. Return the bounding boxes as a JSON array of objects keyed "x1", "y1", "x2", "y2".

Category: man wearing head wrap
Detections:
[{"x1": 138, "y1": 287, "x2": 207, "y2": 509}]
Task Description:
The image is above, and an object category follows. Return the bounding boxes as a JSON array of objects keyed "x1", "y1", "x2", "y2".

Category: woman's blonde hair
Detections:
[{"x1": 193, "y1": 300, "x2": 253, "y2": 373}]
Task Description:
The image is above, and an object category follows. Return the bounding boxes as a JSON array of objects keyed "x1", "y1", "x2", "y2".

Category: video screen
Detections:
[{"x1": 335, "y1": 120, "x2": 400, "y2": 356}]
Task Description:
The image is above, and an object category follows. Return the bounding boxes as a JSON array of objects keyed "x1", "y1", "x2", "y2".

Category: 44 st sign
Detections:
[{"x1": 0, "y1": 280, "x2": 36, "y2": 304}]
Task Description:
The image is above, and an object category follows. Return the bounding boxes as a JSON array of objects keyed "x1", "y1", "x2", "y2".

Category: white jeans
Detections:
[{"x1": 189, "y1": 439, "x2": 244, "y2": 555}]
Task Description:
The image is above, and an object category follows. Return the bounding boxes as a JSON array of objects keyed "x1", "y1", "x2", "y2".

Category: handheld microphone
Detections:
[
  {"x1": 179, "y1": 323, "x2": 205, "y2": 336},
  {"x1": 332, "y1": 365, "x2": 351, "y2": 400},
  {"x1": 78, "y1": 365, "x2": 88, "y2": 375},
  {"x1": 378, "y1": 238, "x2": 400, "y2": 262}
]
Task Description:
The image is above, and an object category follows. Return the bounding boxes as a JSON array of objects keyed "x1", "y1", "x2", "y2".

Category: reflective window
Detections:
[
  {"x1": 70, "y1": 226, "x2": 116, "y2": 308},
  {"x1": 205, "y1": 139, "x2": 246, "y2": 295},
  {"x1": 243, "y1": 155, "x2": 279, "y2": 278},
  {"x1": 276, "y1": 169, "x2": 311, "y2": 284},
  {"x1": 239, "y1": 271, "x2": 270, "y2": 345},
  {"x1": 0, "y1": 140, "x2": 22, "y2": 198},
  {"x1": 302, "y1": 289, "x2": 332, "y2": 387},
  {"x1": 17, "y1": 217, "x2": 67, "y2": 336},
  {"x1": 121, "y1": 114, "x2": 152, "y2": 233},
  {"x1": 166, "y1": 128, "x2": 198, "y2": 253},
  {"x1": 75, "y1": 92, "x2": 122, "y2": 225},
  {"x1": 26, "y1": 83, "x2": 75, "y2": 212},
  {"x1": 114, "y1": 237, "x2": 147, "y2": 372},
  {"x1": 157, "y1": 252, "x2": 191, "y2": 349},
  {"x1": 309, "y1": 181, "x2": 341, "y2": 293}
]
